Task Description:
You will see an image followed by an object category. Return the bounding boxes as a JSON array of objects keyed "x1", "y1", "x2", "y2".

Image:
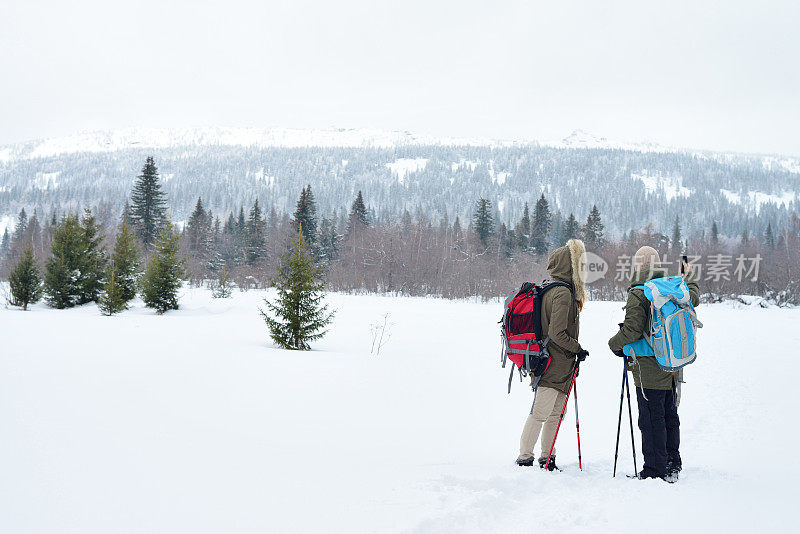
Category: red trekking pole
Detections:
[
  {"x1": 574, "y1": 376, "x2": 582, "y2": 470},
  {"x1": 544, "y1": 362, "x2": 580, "y2": 471}
]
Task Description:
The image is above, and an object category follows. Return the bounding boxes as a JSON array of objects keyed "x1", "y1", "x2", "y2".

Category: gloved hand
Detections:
[
  {"x1": 576, "y1": 349, "x2": 589, "y2": 361},
  {"x1": 612, "y1": 349, "x2": 625, "y2": 357},
  {"x1": 618, "y1": 322, "x2": 624, "y2": 329}
]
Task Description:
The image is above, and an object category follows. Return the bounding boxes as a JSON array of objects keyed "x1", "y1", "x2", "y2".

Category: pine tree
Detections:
[
  {"x1": 44, "y1": 212, "x2": 106, "y2": 308},
  {"x1": 293, "y1": 185, "x2": 318, "y2": 246},
  {"x1": 12, "y1": 207, "x2": 28, "y2": 244},
  {"x1": 740, "y1": 228, "x2": 750, "y2": 246},
  {"x1": 120, "y1": 200, "x2": 132, "y2": 226},
  {"x1": 9, "y1": 246, "x2": 43, "y2": 310},
  {"x1": 472, "y1": 198, "x2": 494, "y2": 247},
  {"x1": 259, "y1": 230, "x2": 335, "y2": 350},
  {"x1": 348, "y1": 190, "x2": 370, "y2": 231},
  {"x1": 711, "y1": 221, "x2": 719, "y2": 245},
  {"x1": 186, "y1": 197, "x2": 210, "y2": 253},
  {"x1": 530, "y1": 193, "x2": 551, "y2": 254},
  {"x1": 453, "y1": 215, "x2": 464, "y2": 249},
  {"x1": 110, "y1": 220, "x2": 140, "y2": 302},
  {"x1": 582, "y1": 205, "x2": 605, "y2": 249},
  {"x1": 24, "y1": 210, "x2": 43, "y2": 254},
  {"x1": 245, "y1": 198, "x2": 267, "y2": 265},
  {"x1": 561, "y1": 213, "x2": 580, "y2": 243},
  {"x1": 204, "y1": 217, "x2": 224, "y2": 274},
  {"x1": 141, "y1": 225, "x2": 185, "y2": 314},
  {"x1": 211, "y1": 264, "x2": 233, "y2": 298},
  {"x1": 76, "y1": 209, "x2": 107, "y2": 304},
  {"x1": 764, "y1": 223, "x2": 775, "y2": 249},
  {"x1": 317, "y1": 216, "x2": 339, "y2": 262},
  {"x1": 514, "y1": 202, "x2": 531, "y2": 249},
  {"x1": 129, "y1": 156, "x2": 168, "y2": 247},
  {"x1": 672, "y1": 215, "x2": 682, "y2": 251},
  {"x1": 0, "y1": 228, "x2": 9, "y2": 259},
  {"x1": 98, "y1": 262, "x2": 127, "y2": 315}
]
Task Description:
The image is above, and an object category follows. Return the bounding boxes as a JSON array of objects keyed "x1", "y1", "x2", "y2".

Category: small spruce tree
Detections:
[
  {"x1": 98, "y1": 262, "x2": 127, "y2": 315},
  {"x1": 348, "y1": 190, "x2": 370, "y2": 232},
  {"x1": 44, "y1": 214, "x2": 82, "y2": 308},
  {"x1": 9, "y1": 246, "x2": 43, "y2": 310},
  {"x1": 582, "y1": 205, "x2": 605, "y2": 250},
  {"x1": 259, "y1": 230, "x2": 334, "y2": 350},
  {"x1": 472, "y1": 198, "x2": 495, "y2": 247},
  {"x1": 245, "y1": 199, "x2": 268, "y2": 266},
  {"x1": 672, "y1": 215, "x2": 682, "y2": 252},
  {"x1": 0, "y1": 228, "x2": 10, "y2": 259},
  {"x1": 211, "y1": 264, "x2": 233, "y2": 298},
  {"x1": 764, "y1": 223, "x2": 775, "y2": 249},
  {"x1": 141, "y1": 225, "x2": 185, "y2": 314},
  {"x1": 76, "y1": 209, "x2": 107, "y2": 304},
  {"x1": 110, "y1": 220, "x2": 141, "y2": 302},
  {"x1": 130, "y1": 156, "x2": 168, "y2": 247},
  {"x1": 530, "y1": 193, "x2": 552, "y2": 254},
  {"x1": 561, "y1": 213, "x2": 580, "y2": 244},
  {"x1": 293, "y1": 185, "x2": 318, "y2": 246}
]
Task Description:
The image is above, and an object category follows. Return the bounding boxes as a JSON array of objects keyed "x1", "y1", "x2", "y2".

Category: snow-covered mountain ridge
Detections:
[
  {"x1": 0, "y1": 126, "x2": 703, "y2": 161},
  {"x1": 0, "y1": 127, "x2": 501, "y2": 162},
  {"x1": 2, "y1": 126, "x2": 797, "y2": 166},
  {"x1": 1, "y1": 126, "x2": 798, "y2": 239}
]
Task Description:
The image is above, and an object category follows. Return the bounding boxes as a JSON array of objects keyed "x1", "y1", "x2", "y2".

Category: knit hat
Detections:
[{"x1": 633, "y1": 246, "x2": 660, "y2": 271}]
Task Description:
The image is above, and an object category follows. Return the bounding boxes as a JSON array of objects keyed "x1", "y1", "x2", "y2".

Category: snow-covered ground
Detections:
[{"x1": 1, "y1": 289, "x2": 796, "y2": 533}]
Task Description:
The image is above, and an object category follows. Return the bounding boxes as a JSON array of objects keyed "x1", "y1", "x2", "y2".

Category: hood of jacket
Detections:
[
  {"x1": 546, "y1": 239, "x2": 587, "y2": 308},
  {"x1": 628, "y1": 266, "x2": 668, "y2": 288}
]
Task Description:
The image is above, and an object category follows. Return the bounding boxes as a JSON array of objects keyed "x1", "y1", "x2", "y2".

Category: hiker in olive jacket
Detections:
[
  {"x1": 517, "y1": 239, "x2": 589, "y2": 470},
  {"x1": 608, "y1": 246, "x2": 699, "y2": 481}
]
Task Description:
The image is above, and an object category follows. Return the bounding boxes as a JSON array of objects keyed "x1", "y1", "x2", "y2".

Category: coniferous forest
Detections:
[{"x1": 2, "y1": 154, "x2": 799, "y2": 308}]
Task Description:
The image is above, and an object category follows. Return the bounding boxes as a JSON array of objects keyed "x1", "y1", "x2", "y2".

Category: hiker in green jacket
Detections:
[
  {"x1": 609, "y1": 246, "x2": 700, "y2": 481},
  {"x1": 516, "y1": 239, "x2": 589, "y2": 470}
]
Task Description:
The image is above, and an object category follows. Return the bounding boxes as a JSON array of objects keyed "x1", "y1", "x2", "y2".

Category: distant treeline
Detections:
[
  {"x1": 1, "y1": 143, "x2": 799, "y2": 241},
  {"x1": 2, "y1": 157, "x2": 799, "y2": 306}
]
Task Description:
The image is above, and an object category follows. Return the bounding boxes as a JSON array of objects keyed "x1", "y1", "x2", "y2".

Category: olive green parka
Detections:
[
  {"x1": 537, "y1": 242, "x2": 586, "y2": 394},
  {"x1": 608, "y1": 268, "x2": 700, "y2": 390}
]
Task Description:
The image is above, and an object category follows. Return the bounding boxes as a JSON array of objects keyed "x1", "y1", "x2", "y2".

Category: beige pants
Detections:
[{"x1": 518, "y1": 386, "x2": 567, "y2": 460}]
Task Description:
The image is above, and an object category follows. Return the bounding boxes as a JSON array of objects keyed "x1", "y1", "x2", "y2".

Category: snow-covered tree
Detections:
[
  {"x1": 472, "y1": 198, "x2": 494, "y2": 247},
  {"x1": 130, "y1": 156, "x2": 168, "y2": 247},
  {"x1": 259, "y1": 230, "x2": 334, "y2": 350},
  {"x1": 9, "y1": 246, "x2": 42, "y2": 310},
  {"x1": 141, "y1": 225, "x2": 185, "y2": 314}
]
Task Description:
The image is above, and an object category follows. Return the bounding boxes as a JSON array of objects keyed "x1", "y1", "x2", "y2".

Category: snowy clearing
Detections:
[
  {"x1": 632, "y1": 171, "x2": 691, "y2": 201},
  {"x1": 719, "y1": 188, "x2": 796, "y2": 212},
  {"x1": 386, "y1": 158, "x2": 429, "y2": 184},
  {"x1": 1, "y1": 289, "x2": 796, "y2": 533}
]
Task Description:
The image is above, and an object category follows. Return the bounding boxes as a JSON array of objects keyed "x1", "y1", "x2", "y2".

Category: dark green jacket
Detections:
[
  {"x1": 608, "y1": 269, "x2": 700, "y2": 390},
  {"x1": 538, "y1": 246, "x2": 583, "y2": 394}
]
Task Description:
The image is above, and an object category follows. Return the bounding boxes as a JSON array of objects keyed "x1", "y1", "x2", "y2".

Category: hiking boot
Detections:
[
  {"x1": 628, "y1": 470, "x2": 674, "y2": 483},
  {"x1": 516, "y1": 456, "x2": 535, "y2": 467},
  {"x1": 538, "y1": 456, "x2": 559, "y2": 471},
  {"x1": 666, "y1": 460, "x2": 682, "y2": 478}
]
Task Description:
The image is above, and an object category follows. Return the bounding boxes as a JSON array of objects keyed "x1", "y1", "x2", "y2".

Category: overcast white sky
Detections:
[{"x1": 1, "y1": 0, "x2": 798, "y2": 155}]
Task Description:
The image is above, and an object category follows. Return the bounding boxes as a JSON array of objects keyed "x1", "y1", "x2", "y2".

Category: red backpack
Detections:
[{"x1": 500, "y1": 281, "x2": 571, "y2": 393}]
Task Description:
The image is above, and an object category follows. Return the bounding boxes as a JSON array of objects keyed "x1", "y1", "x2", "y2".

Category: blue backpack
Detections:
[{"x1": 623, "y1": 276, "x2": 703, "y2": 371}]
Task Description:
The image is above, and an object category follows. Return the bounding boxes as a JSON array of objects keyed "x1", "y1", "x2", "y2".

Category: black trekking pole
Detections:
[
  {"x1": 624, "y1": 365, "x2": 638, "y2": 475},
  {"x1": 613, "y1": 359, "x2": 625, "y2": 477}
]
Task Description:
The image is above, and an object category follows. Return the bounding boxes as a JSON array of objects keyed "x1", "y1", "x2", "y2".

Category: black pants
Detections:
[{"x1": 635, "y1": 387, "x2": 681, "y2": 477}]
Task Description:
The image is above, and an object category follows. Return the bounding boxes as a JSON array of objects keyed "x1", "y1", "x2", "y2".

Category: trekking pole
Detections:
[
  {"x1": 544, "y1": 363, "x2": 578, "y2": 470},
  {"x1": 613, "y1": 361, "x2": 626, "y2": 477},
  {"x1": 624, "y1": 367, "x2": 638, "y2": 474},
  {"x1": 574, "y1": 376, "x2": 582, "y2": 470}
]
